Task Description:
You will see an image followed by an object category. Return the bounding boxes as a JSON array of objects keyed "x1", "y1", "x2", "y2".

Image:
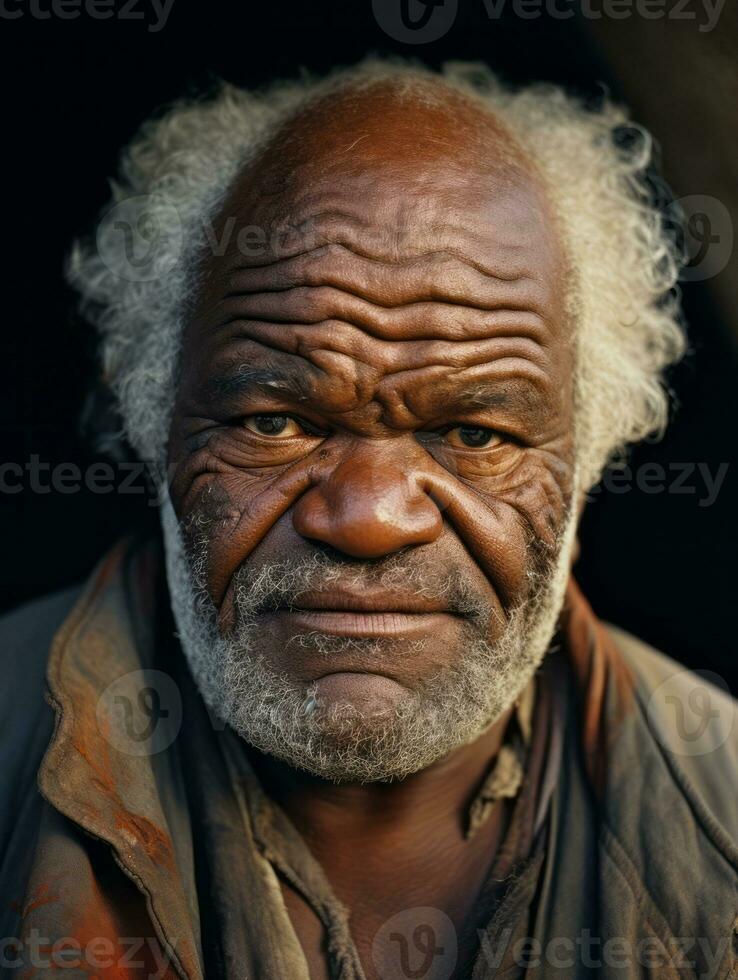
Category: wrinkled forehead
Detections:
[{"x1": 184, "y1": 82, "x2": 570, "y2": 389}]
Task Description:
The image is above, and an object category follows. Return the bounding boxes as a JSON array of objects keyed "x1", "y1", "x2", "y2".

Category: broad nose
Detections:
[{"x1": 292, "y1": 447, "x2": 443, "y2": 559}]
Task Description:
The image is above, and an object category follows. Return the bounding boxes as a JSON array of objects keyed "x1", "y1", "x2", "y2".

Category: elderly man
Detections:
[{"x1": 1, "y1": 61, "x2": 736, "y2": 980}]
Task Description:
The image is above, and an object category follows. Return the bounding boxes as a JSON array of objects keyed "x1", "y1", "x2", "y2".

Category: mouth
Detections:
[
  {"x1": 275, "y1": 609, "x2": 458, "y2": 637},
  {"x1": 269, "y1": 589, "x2": 462, "y2": 637}
]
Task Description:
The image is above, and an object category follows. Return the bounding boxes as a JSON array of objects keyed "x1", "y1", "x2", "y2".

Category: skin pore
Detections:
[{"x1": 166, "y1": 80, "x2": 576, "y2": 979}]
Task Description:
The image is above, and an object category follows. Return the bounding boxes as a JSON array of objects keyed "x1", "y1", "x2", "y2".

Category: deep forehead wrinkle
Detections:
[
  {"x1": 203, "y1": 323, "x2": 554, "y2": 402},
  {"x1": 217, "y1": 166, "x2": 551, "y2": 272},
  {"x1": 203, "y1": 285, "x2": 555, "y2": 349},
  {"x1": 211, "y1": 238, "x2": 544, "y2": 308},
  {"x1": 193, "y1": 196, "x2": 563, "y2": 348},
  {"x1": 205, "y1": 227, "x2": 536, "y2": 283}
]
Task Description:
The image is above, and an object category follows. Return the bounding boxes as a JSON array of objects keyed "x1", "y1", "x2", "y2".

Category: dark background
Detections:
[{"x1": 1, "y1": 0, "x2": 736, "y2": 691}]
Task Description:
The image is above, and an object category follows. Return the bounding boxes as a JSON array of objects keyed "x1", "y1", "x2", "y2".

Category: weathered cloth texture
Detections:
[{"x1": 0, "y1": 536, "x2": 736, "y2": 979}]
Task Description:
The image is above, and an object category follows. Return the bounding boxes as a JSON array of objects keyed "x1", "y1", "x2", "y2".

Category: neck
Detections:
[{"x1": 248, "y1": 705, "x2": 515, "y2": 853}]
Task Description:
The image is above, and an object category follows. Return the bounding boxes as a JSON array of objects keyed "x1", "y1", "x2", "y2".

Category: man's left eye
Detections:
[
  {"x1": 445, "y1": 426, "x2": 502, "y2": 449},
  {"x1": 243, "y1": 414, "x2": 303, "y2": 438}
]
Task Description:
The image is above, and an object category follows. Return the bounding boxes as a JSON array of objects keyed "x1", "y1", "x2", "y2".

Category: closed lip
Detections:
[
  {"x1": 275, "y1": 589, "x2": 456, "y2": 616},
  {"x1": 275, "y1": 608, "x2": 458, "y2": 638},
  {"x1": 269, "y1": 590, "x2": 460, "y2": 638}
]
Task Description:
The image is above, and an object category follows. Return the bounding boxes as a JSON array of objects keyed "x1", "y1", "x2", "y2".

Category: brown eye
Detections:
[
  {"x1": 244, "y1": 414, "x2": 301, "y2": 438},
  {"x1": 446, "y1": 426, "x2": 501, "y2": 449}
]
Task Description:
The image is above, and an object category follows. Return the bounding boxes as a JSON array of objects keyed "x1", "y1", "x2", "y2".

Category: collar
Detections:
[{"x1": 38, "y1": 537, "x2": 202, "y2": 980}]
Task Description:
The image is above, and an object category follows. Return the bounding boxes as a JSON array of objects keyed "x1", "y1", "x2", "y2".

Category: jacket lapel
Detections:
[{"x1": 35, "y1": 539, "x2": 202, "y2": 980}]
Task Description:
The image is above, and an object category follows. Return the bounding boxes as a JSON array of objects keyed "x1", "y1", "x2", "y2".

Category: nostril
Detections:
[
  {"x1": 293, "y1": 490, "x2": 442, "y2": 560},
  {"x1": 292, "y1": 457, "x2": 443, "y2": 559}
]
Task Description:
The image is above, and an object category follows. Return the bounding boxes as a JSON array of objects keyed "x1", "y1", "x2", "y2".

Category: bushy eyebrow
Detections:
[
  {"x1": 461, "y1": 379, "x2": 545, "y2": 416},
  {"x1": 204, "y1": 366, "x2": 309, "y2": 403},
  {"x1": 203, "y1": 362, "x2": 551, "y2": 431}
]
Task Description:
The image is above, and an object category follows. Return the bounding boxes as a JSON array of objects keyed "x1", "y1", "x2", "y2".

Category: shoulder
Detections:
[
  {"x1": 605, "y1": 623, "x2": 738, "y2": 851},
  {"x1": 0, "y1": 585, "x2": 83, "y2": 699}
]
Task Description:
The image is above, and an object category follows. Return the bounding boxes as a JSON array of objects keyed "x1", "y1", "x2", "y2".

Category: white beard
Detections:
[{"x1": 161, "y1": 494, "x2": 577, "y2": 783}]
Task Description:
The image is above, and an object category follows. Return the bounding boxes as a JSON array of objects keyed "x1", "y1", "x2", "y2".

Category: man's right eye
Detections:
[{"x1": 243, "y1": 414, "x2": 303, "y2": 438}]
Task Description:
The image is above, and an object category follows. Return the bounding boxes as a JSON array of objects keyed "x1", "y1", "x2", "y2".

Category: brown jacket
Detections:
[{"x1": 0, "y1": 537, "x2": 736, "y2": 978}]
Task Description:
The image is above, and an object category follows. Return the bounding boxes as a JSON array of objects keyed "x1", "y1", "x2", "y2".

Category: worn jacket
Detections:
[{"x1": 0, "y1": 537, "x2": 736, "y2": 979}]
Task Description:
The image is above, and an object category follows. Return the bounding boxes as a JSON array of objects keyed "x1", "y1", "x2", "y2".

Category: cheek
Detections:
[
  {"x1": 423, "y1": 446, "x2": 574, "y2": 610},
  {"x1": 484, "y1": 449, "x2": 574, "y2": 547},
  {"x1": 168, "y1": 447, "x2": 321, "y2": 617}
]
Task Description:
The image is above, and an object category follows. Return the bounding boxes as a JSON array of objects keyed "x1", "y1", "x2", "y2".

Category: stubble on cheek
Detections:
[{"x1": 171, "y1": 463, "x2": 298, "y2": 630}]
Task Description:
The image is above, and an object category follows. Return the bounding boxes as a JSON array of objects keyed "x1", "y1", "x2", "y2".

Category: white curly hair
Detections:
[{"x1": 67, "y1": 58, "x2": 686, "y2": 491}]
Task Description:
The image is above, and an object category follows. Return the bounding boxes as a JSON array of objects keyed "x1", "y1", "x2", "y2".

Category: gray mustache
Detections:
[{"x1": 231, "y1": 549, "x2": 491, "y2": 622}]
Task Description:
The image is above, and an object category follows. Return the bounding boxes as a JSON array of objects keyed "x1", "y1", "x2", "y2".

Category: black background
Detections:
[{"x1": 1, "y1": 0, "x2": 735, "y2": 691}]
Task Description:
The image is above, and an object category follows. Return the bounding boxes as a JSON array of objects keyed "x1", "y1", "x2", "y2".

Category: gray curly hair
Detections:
[{"x1": 67, "y1": 58, "x2": 686, "y2": 491}]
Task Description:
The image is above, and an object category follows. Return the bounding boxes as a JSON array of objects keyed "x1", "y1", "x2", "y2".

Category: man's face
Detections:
[{"x1": 164, "y1": 88, "x2": 577, "y2": 781}]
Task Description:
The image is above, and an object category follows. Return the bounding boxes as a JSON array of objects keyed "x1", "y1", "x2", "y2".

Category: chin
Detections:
[{"x1": 225, "y1": 680, "x2": 495, "y2": 785}]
